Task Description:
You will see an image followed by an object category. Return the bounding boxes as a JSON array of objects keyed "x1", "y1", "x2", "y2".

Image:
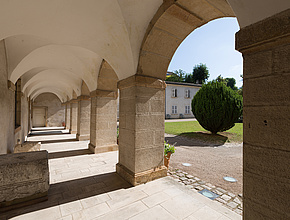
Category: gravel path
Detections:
[{"x1": 165, "y1": 133, "x2": 243, "y2": 195}]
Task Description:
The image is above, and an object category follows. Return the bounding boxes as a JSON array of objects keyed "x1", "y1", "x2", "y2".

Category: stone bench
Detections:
[
  {"x1": 13, "y1": 141, "x2": 41, "y2": 153},
  {"x1": 0, "y1": 151, "x2": 49, "y2": 211}
]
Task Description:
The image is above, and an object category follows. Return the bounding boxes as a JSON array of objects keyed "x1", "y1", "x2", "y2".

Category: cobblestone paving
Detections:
[{"x1": 167, "y1": 167, "x2": 243, "y2": 216}]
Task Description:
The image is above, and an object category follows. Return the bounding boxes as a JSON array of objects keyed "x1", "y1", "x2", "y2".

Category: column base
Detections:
[
  {"x1": 89, "y1": 143, "x2": 118, "y2": 154},
  {"x1": 76, "y1": 133, "x2": 90, "y2": 141},
  {"x1": 69, "y1": 129, "x2": 77, "y2": 134},
  {"x1": 116, "y1": 163, "x2": 167, "y2": 186}
]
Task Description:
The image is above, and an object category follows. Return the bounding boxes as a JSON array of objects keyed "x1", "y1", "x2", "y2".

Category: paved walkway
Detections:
[{"x1": 1, "y1": 128, "x2": 241, "y2": 220}]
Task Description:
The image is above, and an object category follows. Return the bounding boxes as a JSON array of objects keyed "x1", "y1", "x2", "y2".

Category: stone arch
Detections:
[
  {"x1": 137, "y1": 0, "x2": 235, "y2": 79},
  {"x1": 9, "y1": 45, "x2": 103, "y2": 92},
  {"x1": 22, "y1": 69, "x2": 82, "y2": 97},
  {"x1": 31, "y1": 88, "x2": 67, "y2": 102}
]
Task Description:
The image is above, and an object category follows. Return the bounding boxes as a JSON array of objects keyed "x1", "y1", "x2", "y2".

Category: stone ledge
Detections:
[
  {"x1": 0, "y1": 151, "x2": 49, "y2": 210},
  {"x1": 236, "y1": 9, "x2": 290, "y2": 52},
  {"x1": 116, "y1": 163, "x2": 167, "y2": 186},
  {"x1": 77, "y1": 95, "x2": 90, "y2": 101},
  {"x1": 118, "y1": 75, "x2": 166, "y2": 90},
  {"x1": 89, "y1": 143, "x2": 118, "y2": 154}
]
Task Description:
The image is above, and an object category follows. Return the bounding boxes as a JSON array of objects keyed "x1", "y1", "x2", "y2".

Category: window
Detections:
[
  {"x1": 185, "y1": 89, "x2": 190, "y2": 98},
  {"x1": 185, "y1": 106, "x2": 190, "y2": 114},
  {"x1": 172, "y1": 88, "x2": 177, "y2": 97},
  {"x1": 172, "y1": 105, "x2": 177, "y2": 114}
]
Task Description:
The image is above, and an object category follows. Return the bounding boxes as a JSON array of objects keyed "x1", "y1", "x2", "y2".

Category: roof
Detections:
[{"x1": 165, "y1": 81, "x2": 202, "y2": 87}]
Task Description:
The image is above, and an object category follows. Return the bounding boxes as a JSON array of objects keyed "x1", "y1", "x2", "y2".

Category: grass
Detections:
[{"x1": 165, "y1": 121, "x2": 243, "y2": 145}]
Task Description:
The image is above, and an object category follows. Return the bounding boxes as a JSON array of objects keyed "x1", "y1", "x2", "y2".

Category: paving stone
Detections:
[
  {"x1": 142, "y1": 192, "x2": 171, "y2": 208},
  {"x1": 221, "y1": 194, "x2": 231, "y2": 201},
  {"x1": 227, "y1": 201, "x2": 238, "y2": 209},
  {"x1": 233, "y1": 197, "x2": 241, "y2": 204},
  {"x1": 194, "y1": 186, "x2": 204, "y2": 191},
  {"x1": 188, "y1": 179, "x2": 196, "y2": 183},
  {"x1": 238, "y1": 193, "x2": 243, "y2": 198},
  {"x1": 183, "y1": 180, "x2": 191, "y2": 185},
  {"x1": 212, "y1": 190, "x2": 223, "y2": 196},
  {"x1": 215, "y1": 197, "x2": 227, "y2": 204},
  {"x1": 194, "y1": 177, "x2": 200, "y2": 181},
  {"x1": 186, "y1": 205, "x2": 223, "y2": 220},
  {"x1": 198, "y1": 181, "x2": 206, "y2": 185},
  {"x1": 203, "y1": 185, "x2": 212, "y2": 190},
  {"x1": 177, "y1": 173, "x2": 185, "y2": 177},
  {"x1": 205, "y1": 183, "x2": 215, "y2": 188},
  {"x1": 216, "y1": 187, "x2": 227, "y2": 194},
  {"x1": 179, "y1": 177, "x2": 187, "y2": 181},
  {"x1": 182, "y1": 172, "x2": 188, "y2": 175},
  {"x1": 186, "y1": 185, "x2": 194, "y2": 189},
  {"x1": 186, "y1": 175, "x2": 194, "y2": 179},
  {"x1": 60, "y1": 200, "x2": 83, "y2": 216},
  {"x1": 130, "y1": 205, "x2": 175, "y2": 220},
  {"x1": 171, "y1": 175, "x2": 179, "y2": 179},
  {"x1": 234, "y1": 209, "x2": 243, "y2": 215},
  {"x1": 192, "y1": 183, "x2": 199, "y2": 187},
  {"x1": 227, "y1": 192, "x2": 236, "y2": 198}
]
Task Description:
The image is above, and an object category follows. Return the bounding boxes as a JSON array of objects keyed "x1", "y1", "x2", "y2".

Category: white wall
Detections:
[{"x1": 165, "y1": 83, "x2": 200, "y2": 119}]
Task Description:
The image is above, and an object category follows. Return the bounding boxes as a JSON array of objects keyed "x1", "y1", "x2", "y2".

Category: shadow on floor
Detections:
[
  {"x1": 36, "y1": 138, "x2": 78, "y2": 144},
  {"x1": 48, "y1": 149, "x2": 93, "y2": 159},
  {"x1": 28, "y1": 131, "x2": 70, "y2": 136},
  {"x1": 165, "y1": 132, "x2": 228, "y2": 147},
  {"x1": 2, "y1": 172, "x2": 132, "y2": 219}
]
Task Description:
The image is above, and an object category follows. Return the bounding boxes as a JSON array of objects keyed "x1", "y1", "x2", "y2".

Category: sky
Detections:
[{"x1": 168, "y1": 17, "x2": 243, "y2": 88}]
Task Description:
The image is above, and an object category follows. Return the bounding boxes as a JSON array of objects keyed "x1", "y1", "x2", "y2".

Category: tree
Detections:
[
  {"x1": 215, "y1": 75, "x2": 238, "y2": 91},
  {"x1": 191, "y1": 81, "x2": 243, "y2": 134},
  {"x1": 185, "y1": 63, "x2": 209, "y2": 84},
  {"x1": 166, "y1": 69, "x2": 185, "y2": 82}
]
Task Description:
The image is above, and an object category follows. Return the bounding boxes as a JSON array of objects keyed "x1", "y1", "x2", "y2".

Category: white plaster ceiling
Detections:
[
  {"x1": 1, "y1": 0, "x2": 163, "y2": 99},
  {"x1": 227, "y1": 0, "x2": 290, "y2": 27}
]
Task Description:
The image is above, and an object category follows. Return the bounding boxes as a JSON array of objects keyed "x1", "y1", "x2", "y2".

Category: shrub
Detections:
[
  {"x1": 164, "y1": 141, "x2": 175, "y2": 156},
  {"x1": 191, "y1": 81, "x2": 243, "y2": 134}
]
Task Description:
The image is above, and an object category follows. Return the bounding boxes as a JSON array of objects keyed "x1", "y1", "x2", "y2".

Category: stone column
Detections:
[
  {"x1": 65, "y1": 103, "x2": 70, "y2": 130},
  {"x1": 76, "y1": 96, "x2": 91, "y2": 141},
  {"x1": 116, "y1": 75, "x2": 167, "y2": 186},
  {"x1": 89, "y1": 90, "x2": 118, "y2": 153},
  {"x1": 69, "y1": 100, "x2": 78, "y2": 134},
  {"x1": 236, "y1": 9, "x2": 290, "y2": 219}
]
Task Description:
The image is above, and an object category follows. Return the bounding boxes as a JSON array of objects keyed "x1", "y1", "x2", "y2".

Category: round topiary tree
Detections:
[{"x1": 192, "y1": 81, "x2": 243, "y2": 134}]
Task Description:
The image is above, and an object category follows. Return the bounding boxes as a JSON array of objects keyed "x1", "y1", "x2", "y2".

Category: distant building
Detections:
[{"x1": 165, "y1": 81, "x2": 201, "y2": 119}]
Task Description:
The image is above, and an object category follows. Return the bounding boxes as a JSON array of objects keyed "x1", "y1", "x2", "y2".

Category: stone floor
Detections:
[{"x1": 1, "y1": 128, "x2": 242, "y2": 220}]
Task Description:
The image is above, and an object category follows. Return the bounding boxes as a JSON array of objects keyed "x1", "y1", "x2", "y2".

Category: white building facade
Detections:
[{"x1": 165, "y1": 81, "x2": 201, "y2": 119}]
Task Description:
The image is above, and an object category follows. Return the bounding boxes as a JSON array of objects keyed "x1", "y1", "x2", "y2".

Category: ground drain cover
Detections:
[
  {"x1": 223, "y1": 176, "x2": 237, "y2": 182},
  {"x1": 198, "y1": 189, "x2": 219, "y2": 200},
  {"x1": 182, "y1": 163, "x2": 192, "y2": 167}
]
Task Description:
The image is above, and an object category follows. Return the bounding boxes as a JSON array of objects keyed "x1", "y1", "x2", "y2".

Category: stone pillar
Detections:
[
  {"x1": 65, "y1": 103, "x2": 70, "y2": 130},
  {"x1": 89, "y1": 90, "x2": 118, "y2": 153},
  {"x1": 236, "y1": 9, "x2": 290, "y2": 219},
  {"x1": 116, "y1": 75, "x2": 167, "y2": 186},
  {"x1": 69, "y1": 100, "x2": 78, "y2": 134},
  {"x1": 76, "y1": 96, "x2": 90, "y2": 141}
]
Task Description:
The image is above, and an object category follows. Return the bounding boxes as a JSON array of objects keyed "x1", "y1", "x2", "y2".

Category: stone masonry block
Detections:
[
  {"x1": 244, "y1": 171, "x2": 289, "y2": 216},
  {"x1": 243, "y1": 106, "x2": 290, "y2": 150},
  {"x1": 273, "y1": 44, "x2": 290, "y2": 74},
  {"x1": 244, "y1": 144, "x2": 290, "y2": 180},
  {"x1": 135, "y1": 146, "x2": 164, "y2": 173},
  {"x1": 243, "y1": 50, "x2": 272, "y2": 79},
  {"x1": 244, "y1": 74, "x2": 290, "y2": 106},
  {"x1": 0, "y1": 151, "x2": 49, "y2": 209}
]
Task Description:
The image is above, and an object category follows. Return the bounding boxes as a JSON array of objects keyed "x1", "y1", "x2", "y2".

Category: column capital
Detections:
[
  {"x1": 90, "y1": 89, "x2": 118, "y2": 99},
  {"x1": 118, "y1": 75, "x2": 166, "y2": 90},
  {"x1": 68, "y1": 99, "x2": 78, "y2": 104},
  {"x1": 236, "y1": 9, "x2": 290, "y2": 53},
  {"x1": 7, "y1": 80, "x2": 15, "y2": 92}
]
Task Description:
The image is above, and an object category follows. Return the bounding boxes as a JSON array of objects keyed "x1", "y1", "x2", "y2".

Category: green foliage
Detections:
[
  {"x1": 166, "y1": 69, "x2": 185, "y2": 82},
  {"x1": 215, "y1": 75, "x2": 238, "y2": 90},
  {"x1": 185, "y1": 63, "x2": 209, "y2": 84},
  {"x1": 191, "y1": 81, "x2": 243, "y2": 134},
  {"x1": 164, "y1": 141, "x2": 175, "y2": 156}
]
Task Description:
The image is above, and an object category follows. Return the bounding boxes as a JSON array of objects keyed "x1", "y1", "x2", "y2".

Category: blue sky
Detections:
[{"x1": 168, "y1": 17, "x2": 243, "y2": 88}]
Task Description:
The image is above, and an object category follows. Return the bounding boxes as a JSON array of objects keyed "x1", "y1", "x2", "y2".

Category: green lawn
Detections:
[{"x1": 165, "y1": 121, "x2": 243, "y2": 144}]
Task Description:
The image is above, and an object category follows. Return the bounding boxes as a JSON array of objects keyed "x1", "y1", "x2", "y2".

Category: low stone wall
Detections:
[
  {"x1": 14, "y1": 142, "x2": 41, "y2": 153},
  {"x1": 0, "y1": 151, "x2": 49, "y2": 211}
]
